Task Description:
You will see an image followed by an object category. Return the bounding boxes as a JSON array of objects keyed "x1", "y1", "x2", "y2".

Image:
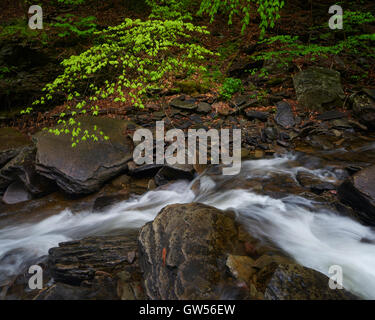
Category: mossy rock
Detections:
[{"x1": 175, "y1": 80, "x2": 210, "y2": 95}]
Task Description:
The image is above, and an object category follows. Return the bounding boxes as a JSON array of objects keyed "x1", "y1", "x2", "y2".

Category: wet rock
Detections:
[
  {"x1": 33, "y1": 117, "x2": 134, "y2": 194},
  {"x1": 48, "y1": 234, "x2": 139, "y2": 285},
  {"x1": 0, "y1": 127, "x2": 31, "y2": 167},
  {"x1": 170, "y1": 96, "x2": 197, "y2": 110},
  {"x1": 264, "y1": 127, "x2": 279, "y2": 141},
  {"x1": 196, "y1": 102, "x2": 211, "y2": 114},
  {"x1": 279, "y1": 132, "x2": 290, "y2": 141},
  {"x1": 317, "y1": 110, "x2": 346, "y2": 121},
  {"x1": 128, "y1": 163, "x2": 163, "y2": 178},
  {"x1": 0, "y1": 176, "x2": 11, "y2": 195},
  {"x1": 293, "y1": 67, "x2": 345, "y2": 111},
  {"x1": 245, "y1": 111, "x2": 268, "y2": 122},
  {"x1": 332, "y1": 119, "x2": 352, "y2": 129},
  {"x1": 352, "y1": 92, "x2": 375, "y2": 129},
  {"x1": 2, "y1": 180, "x2": 32, "y2": 205},
  {"x1": 226, "y1": 255, "x2": 256, "y2": 284},
  {"x1": 309, "y1": 135, "x2": 335, "y2": 151},
  {"x1": 277, "y1": 140, "x2": 290, "y2": 148},
  {"x1": 338, "y1": 165, "x2": 375, "y2": 225},
  {"x1": 154, "y1": 164, "x2": 195, "y2": 186},
  {"x1": 275, "y1": 101, "x2": 295, "y2": 129},
  {"x1": 258, "y1": 264, "x2": 357, "y2": 300},
  {"x1": 138, "y1": 203, "x2": 246, "y2": 299},
  {"x1": 36, "y1": 278, "x2": 119, "y2": 300},
  {"x1": 348, "y1": 120, "x2": 367, "y2": 131},
  {"x1": 0, "y1": 146, "x2": 55, "y2": 196},
  {"x1": 92, "y1": 193, "x2": 130, "y2": 212},
  {"x1": 46, "y1": 231, "x2": 145, "y2": 300},
  {"x1": 296, "y1": 171, "x2": 335, "y2": 194}
]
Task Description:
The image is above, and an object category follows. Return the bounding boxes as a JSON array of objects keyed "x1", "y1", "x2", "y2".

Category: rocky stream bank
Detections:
[{"x1": 1, "y1": 66, "x2": 375, "y2": 300}]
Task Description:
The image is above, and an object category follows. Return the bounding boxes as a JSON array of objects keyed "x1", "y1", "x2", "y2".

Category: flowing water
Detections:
[{"x1": 1, "y1": 153, "x2": 375, "y2": 299}]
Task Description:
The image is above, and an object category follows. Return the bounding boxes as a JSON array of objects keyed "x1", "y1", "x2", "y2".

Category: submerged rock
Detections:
[
  {"x1": 33, "y1": 117, "x2": 134, "y2": 194},
  {"x1": 293, "y1": 67, "x2": 345, "y2": 111},
  {"x1": 338, "y1": 165, "x2": 375, "y2": 226},
  {"x1": 296, "y1": 171, "x2": 335, "y2": 194}
]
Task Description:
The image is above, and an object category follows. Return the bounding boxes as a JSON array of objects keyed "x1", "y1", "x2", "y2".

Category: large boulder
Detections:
[
  {"x1": 139, "y1": 203, "x2": 357, "y2": 300},
  {"x1": 138, "y1": 203, "x2": 246, "y2": 299},
  {"x1": 33, "y1": 117, "x2": 134, "y2": 194},
  {"x1": 338, "y1": 165, "x2": 375, "y2": 225},
  {"x1": 293, "y1": 67, "x2": 345, "y2": 111}
]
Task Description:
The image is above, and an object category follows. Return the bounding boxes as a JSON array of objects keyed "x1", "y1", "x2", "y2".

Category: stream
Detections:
[{"x1": 1, "y1": 150, "x2": 375, "y2": 299}]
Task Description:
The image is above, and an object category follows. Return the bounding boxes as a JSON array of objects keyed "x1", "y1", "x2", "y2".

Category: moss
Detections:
[{"x1": 175, "y1": 80, "x2": 210, "y2": 95}]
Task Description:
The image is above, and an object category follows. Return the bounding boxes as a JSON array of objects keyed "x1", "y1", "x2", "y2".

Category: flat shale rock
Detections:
[
  {"x1": 48, "y1": 233, "x2": 140, "y2": 285},
  {"x1": 45, "y1": 231, "x2": 145, "y2": 300},
  {"x1": 170, "y1": 96, "x2": 197, "y2": 110},
  {"x1": 33, "y1": 117, "x2": 134, "y2": 195}
]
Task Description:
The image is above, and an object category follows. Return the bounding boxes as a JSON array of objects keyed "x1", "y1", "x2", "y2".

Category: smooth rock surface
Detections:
[
  {"x1": 33, "y1": 117, "x2": 134, "y2": 194},
  {"x1": 2, "y1": 180, "x2": 32, "y2": 204},
  {"x1": 275, "y1": 101, "x2": 295, "y2": 128}
]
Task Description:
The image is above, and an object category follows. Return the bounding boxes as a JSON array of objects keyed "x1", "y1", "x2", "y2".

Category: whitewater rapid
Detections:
[{"x1": 1, "y1": 155, "x2": 375, "y2": 298}]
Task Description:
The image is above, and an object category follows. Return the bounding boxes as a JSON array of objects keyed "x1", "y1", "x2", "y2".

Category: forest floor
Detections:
[{"x1": 0, "y1": 0, "x2": 374, "y2": 134}]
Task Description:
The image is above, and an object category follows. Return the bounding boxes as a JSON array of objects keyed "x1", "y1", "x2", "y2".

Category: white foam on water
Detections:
[{"x1": 1, "y1": 155, "x2": 375, "y2": 298}]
